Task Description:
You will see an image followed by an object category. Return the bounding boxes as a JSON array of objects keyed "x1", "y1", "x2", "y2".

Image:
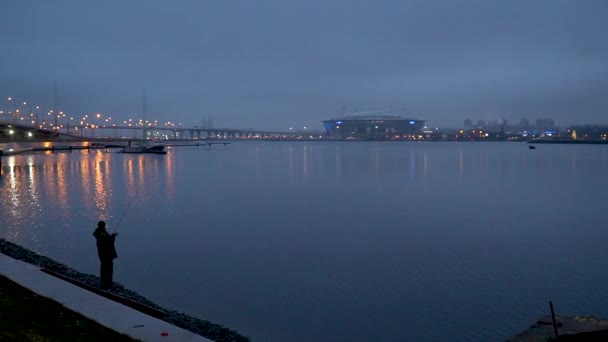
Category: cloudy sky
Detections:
[{"x1": 1, "y1": 0, "x2": 607, "y2": 130}]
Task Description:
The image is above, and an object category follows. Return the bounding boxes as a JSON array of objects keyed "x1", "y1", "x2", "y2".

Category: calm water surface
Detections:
[{"x1": 1, "y1": 142, "x2": 608, "y2": 341}]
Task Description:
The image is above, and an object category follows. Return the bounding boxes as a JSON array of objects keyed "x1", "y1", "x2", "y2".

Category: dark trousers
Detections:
[{"x1": 100, "y1": 259, "x2": 114, "y2": 288}]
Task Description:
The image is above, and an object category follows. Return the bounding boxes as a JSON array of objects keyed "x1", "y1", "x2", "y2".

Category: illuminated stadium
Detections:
[{"x1": 322, "y1": 111, "x2": 426, "y2": 140}]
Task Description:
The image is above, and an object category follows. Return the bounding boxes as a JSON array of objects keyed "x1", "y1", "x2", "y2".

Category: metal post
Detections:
[
  {"x1": 142, "y1": 88, "x2": 146, "y2": 140},
  {"x1": 53, "y1": 81, "x2": 58, "y2": 129},
  {"x1": 0, "y1": 150, "x2": 3, "y2": 176},
  {"x1": 549, "y1": 301, "x2": 559, "y2": 339}
]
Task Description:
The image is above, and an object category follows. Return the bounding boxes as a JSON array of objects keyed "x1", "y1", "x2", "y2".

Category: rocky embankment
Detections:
[{"x1": 0, "y1": 238, "x2": 250, "y2": 342}]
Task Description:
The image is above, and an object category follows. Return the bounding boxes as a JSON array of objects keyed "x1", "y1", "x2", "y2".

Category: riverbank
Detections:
[
  {"x1": 0, "y1": 274, "x2": 139, "y2": 341},
  {"x1": 529, "y1": 139, "x2": 608, "y2": 144},
  {"x1": 0, "y1": 238, "x2": 250, "y2": 342},
  {"x1": 508, "y1": 315, "x2": 608, "y2": 341}
]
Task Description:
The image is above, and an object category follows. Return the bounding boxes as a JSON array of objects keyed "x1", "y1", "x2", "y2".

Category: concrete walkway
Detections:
[{"x1": 0, "y1": 253, "x2": 212, "y2": 342}]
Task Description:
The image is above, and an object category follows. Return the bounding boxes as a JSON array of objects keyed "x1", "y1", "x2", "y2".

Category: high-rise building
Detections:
[
  {"x1": 464, "y1": 119, "x2": 473, "y2": 129},
  {"x1": 520, "y1": 118, "x2": 530, "y2": 130},
  {"x1": 477, "y1": 120, "x2": 486, "y2": 129}
]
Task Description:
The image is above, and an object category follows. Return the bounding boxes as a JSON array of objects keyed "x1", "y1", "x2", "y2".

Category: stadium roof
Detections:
[{"x1": 324, "y1": 110, "x2": 422, "y2": 122}]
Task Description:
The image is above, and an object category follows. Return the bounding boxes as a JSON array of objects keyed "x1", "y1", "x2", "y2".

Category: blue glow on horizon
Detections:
[
  {"x1": 409, "y1": 121, "x2": 415, "y2": 124},
  {"x1": 336, "y1": 121, "x2": 343, "y2": 124}
]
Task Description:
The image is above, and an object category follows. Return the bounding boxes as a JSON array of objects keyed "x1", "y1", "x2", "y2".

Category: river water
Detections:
[{"x1": 1, "y1": 141, "x2": 608, "y2": 341}]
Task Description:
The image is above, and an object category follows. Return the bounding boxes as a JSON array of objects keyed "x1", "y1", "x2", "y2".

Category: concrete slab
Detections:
[{"x1": 0, "y1": 253, "x2": 212, "y2": 342}]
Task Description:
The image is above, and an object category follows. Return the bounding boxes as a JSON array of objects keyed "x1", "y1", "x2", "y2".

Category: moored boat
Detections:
[{"x1": 121, "y1": 142, "x2": 167, "y2": 154}]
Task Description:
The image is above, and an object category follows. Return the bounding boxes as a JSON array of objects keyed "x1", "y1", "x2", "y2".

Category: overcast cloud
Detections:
[{"x1": 1, "y1": 0, "x2": 607, "y2": 129}]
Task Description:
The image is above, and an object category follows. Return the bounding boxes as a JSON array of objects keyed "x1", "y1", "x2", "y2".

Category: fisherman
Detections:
[{"x1": 93, "y1": 221, "x2": 118, "y2": 289}]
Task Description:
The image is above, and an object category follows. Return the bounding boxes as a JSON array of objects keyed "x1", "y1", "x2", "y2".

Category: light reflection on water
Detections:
[{"x1": 1, "y1": 142, "x2": 608, "y2": 341}]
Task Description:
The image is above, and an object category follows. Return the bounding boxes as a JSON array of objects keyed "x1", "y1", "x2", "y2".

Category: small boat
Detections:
[
  {"x1": 121, "y1": 142, "x2": 167, "y2": 154},
  {"x1": 529, "y1": 145, "x2": 536, "y2": 150}
]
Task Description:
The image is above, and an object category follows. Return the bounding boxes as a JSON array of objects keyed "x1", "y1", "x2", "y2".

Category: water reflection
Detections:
[
  {"x1": 369, "y1": 146, "x2": 378, "y2": 177},
  {"x1": 5, "y1": 157, "x2": 21, "y2": 240},
  {"x1": 0, "y1": 151, "x2": 169, "y2": 239},
  {"x1": 125, "y1": 158, "x2": 137, "y2": 200},
  {"x1": 459, "y1": 149, "x2": 464, "y2": 178},
  {"x1": 138, "y1": 156, "x2": 146, "y2": 192},
  {"x1": 80, "y1": 155, "x2": 93, "y2": 210},
  {"x1": 409, "y1": 150, "x2": 415, "y2": 180},
  {"x1": 303, "y1": 143, "x2": 308, "y2": 181},
  {"x1": 93, "y1": 152, "x2": 110, "y2": 221},
  {"x1": 476, "y1": 150, "x2": 483, "y2": 175},
  {"x1": 288, "y1": 145, "x2": 294, "y2": 183},
  {"x1": 335, "y1": 146, "x2": 341, "y2": 179},
  {"x1": 571, "y1": 149, "x2": 577, "y2": 176},
  {"x1": 56, "y1": 153, "x2": 69, "y2": 212},
  {"x1": 423, "y1": 151, "x2": 428, "y2": 179}
]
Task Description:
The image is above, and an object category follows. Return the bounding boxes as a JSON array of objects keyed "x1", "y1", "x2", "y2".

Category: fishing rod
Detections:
[
  {"x1": 111, "y1": 177, "x2": 144, "y2": 233},
  {"x1": 112, "y1": 200, "x2": 134, "y2": 234}
]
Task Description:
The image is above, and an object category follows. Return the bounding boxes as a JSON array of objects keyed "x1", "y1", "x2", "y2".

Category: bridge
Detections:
[{"x1": 0, "y1": 120, "x2": 323, "y2": 142}]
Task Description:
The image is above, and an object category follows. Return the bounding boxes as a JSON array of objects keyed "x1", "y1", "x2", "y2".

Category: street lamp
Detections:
[
  {"x1": 7, "y1": 97, "x2": 12, "y2": 116},
  {"x1": 35, "y1": 106, "x2": 40, "y2": 126},
  {"x1": 7, "y1": 97, "x2": 14, "y2": 122}
]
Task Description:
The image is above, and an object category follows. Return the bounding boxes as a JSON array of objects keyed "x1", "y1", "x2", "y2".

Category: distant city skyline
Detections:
[
  {"x1": 1, "y1": 1, "x2": 607, "y2": 130},
  {"x1": 1, "y1": 95, "x2": 606, "y2": 132}
]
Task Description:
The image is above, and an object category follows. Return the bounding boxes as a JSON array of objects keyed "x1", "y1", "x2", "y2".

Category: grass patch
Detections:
[{"x1": 0, "y1": 274, "x2": 138, "y2": 341}]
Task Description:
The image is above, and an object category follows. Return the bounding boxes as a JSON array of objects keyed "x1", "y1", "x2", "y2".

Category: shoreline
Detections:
[
  {"x1": 0, "y1": 238, "x2": 250, "y2": 342},
  {"x1": 508, "y1": 315, "x2": 608, "y2": 341}
]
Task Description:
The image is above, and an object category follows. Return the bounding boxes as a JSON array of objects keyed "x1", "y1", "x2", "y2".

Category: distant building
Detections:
[
  {"x1": 487, "y1": 120, "x2": 499, "y2": 131},
  {"x1": 464, "y1": 119, "x2": 473, "y2": 129},
  {"x1": 322, "y1": 111, "x2": 425, "y2": 140},
  {"x1": 477, "y1": 120, "x2": 486, "y2": 129},
  {"x1": 568, "y1": 125, "x2": 608, "y2": 140},
  {"x1": 520, "y1": 118, "x2": 530, "y2": 130},
  {"x1": 535, "y1": 118, "x2": 555, "y2": 133}
]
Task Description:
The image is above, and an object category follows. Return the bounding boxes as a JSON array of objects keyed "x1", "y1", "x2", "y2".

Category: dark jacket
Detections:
[{"x1": 93, "y1": 228, "x2": 118, "y2": 261}]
